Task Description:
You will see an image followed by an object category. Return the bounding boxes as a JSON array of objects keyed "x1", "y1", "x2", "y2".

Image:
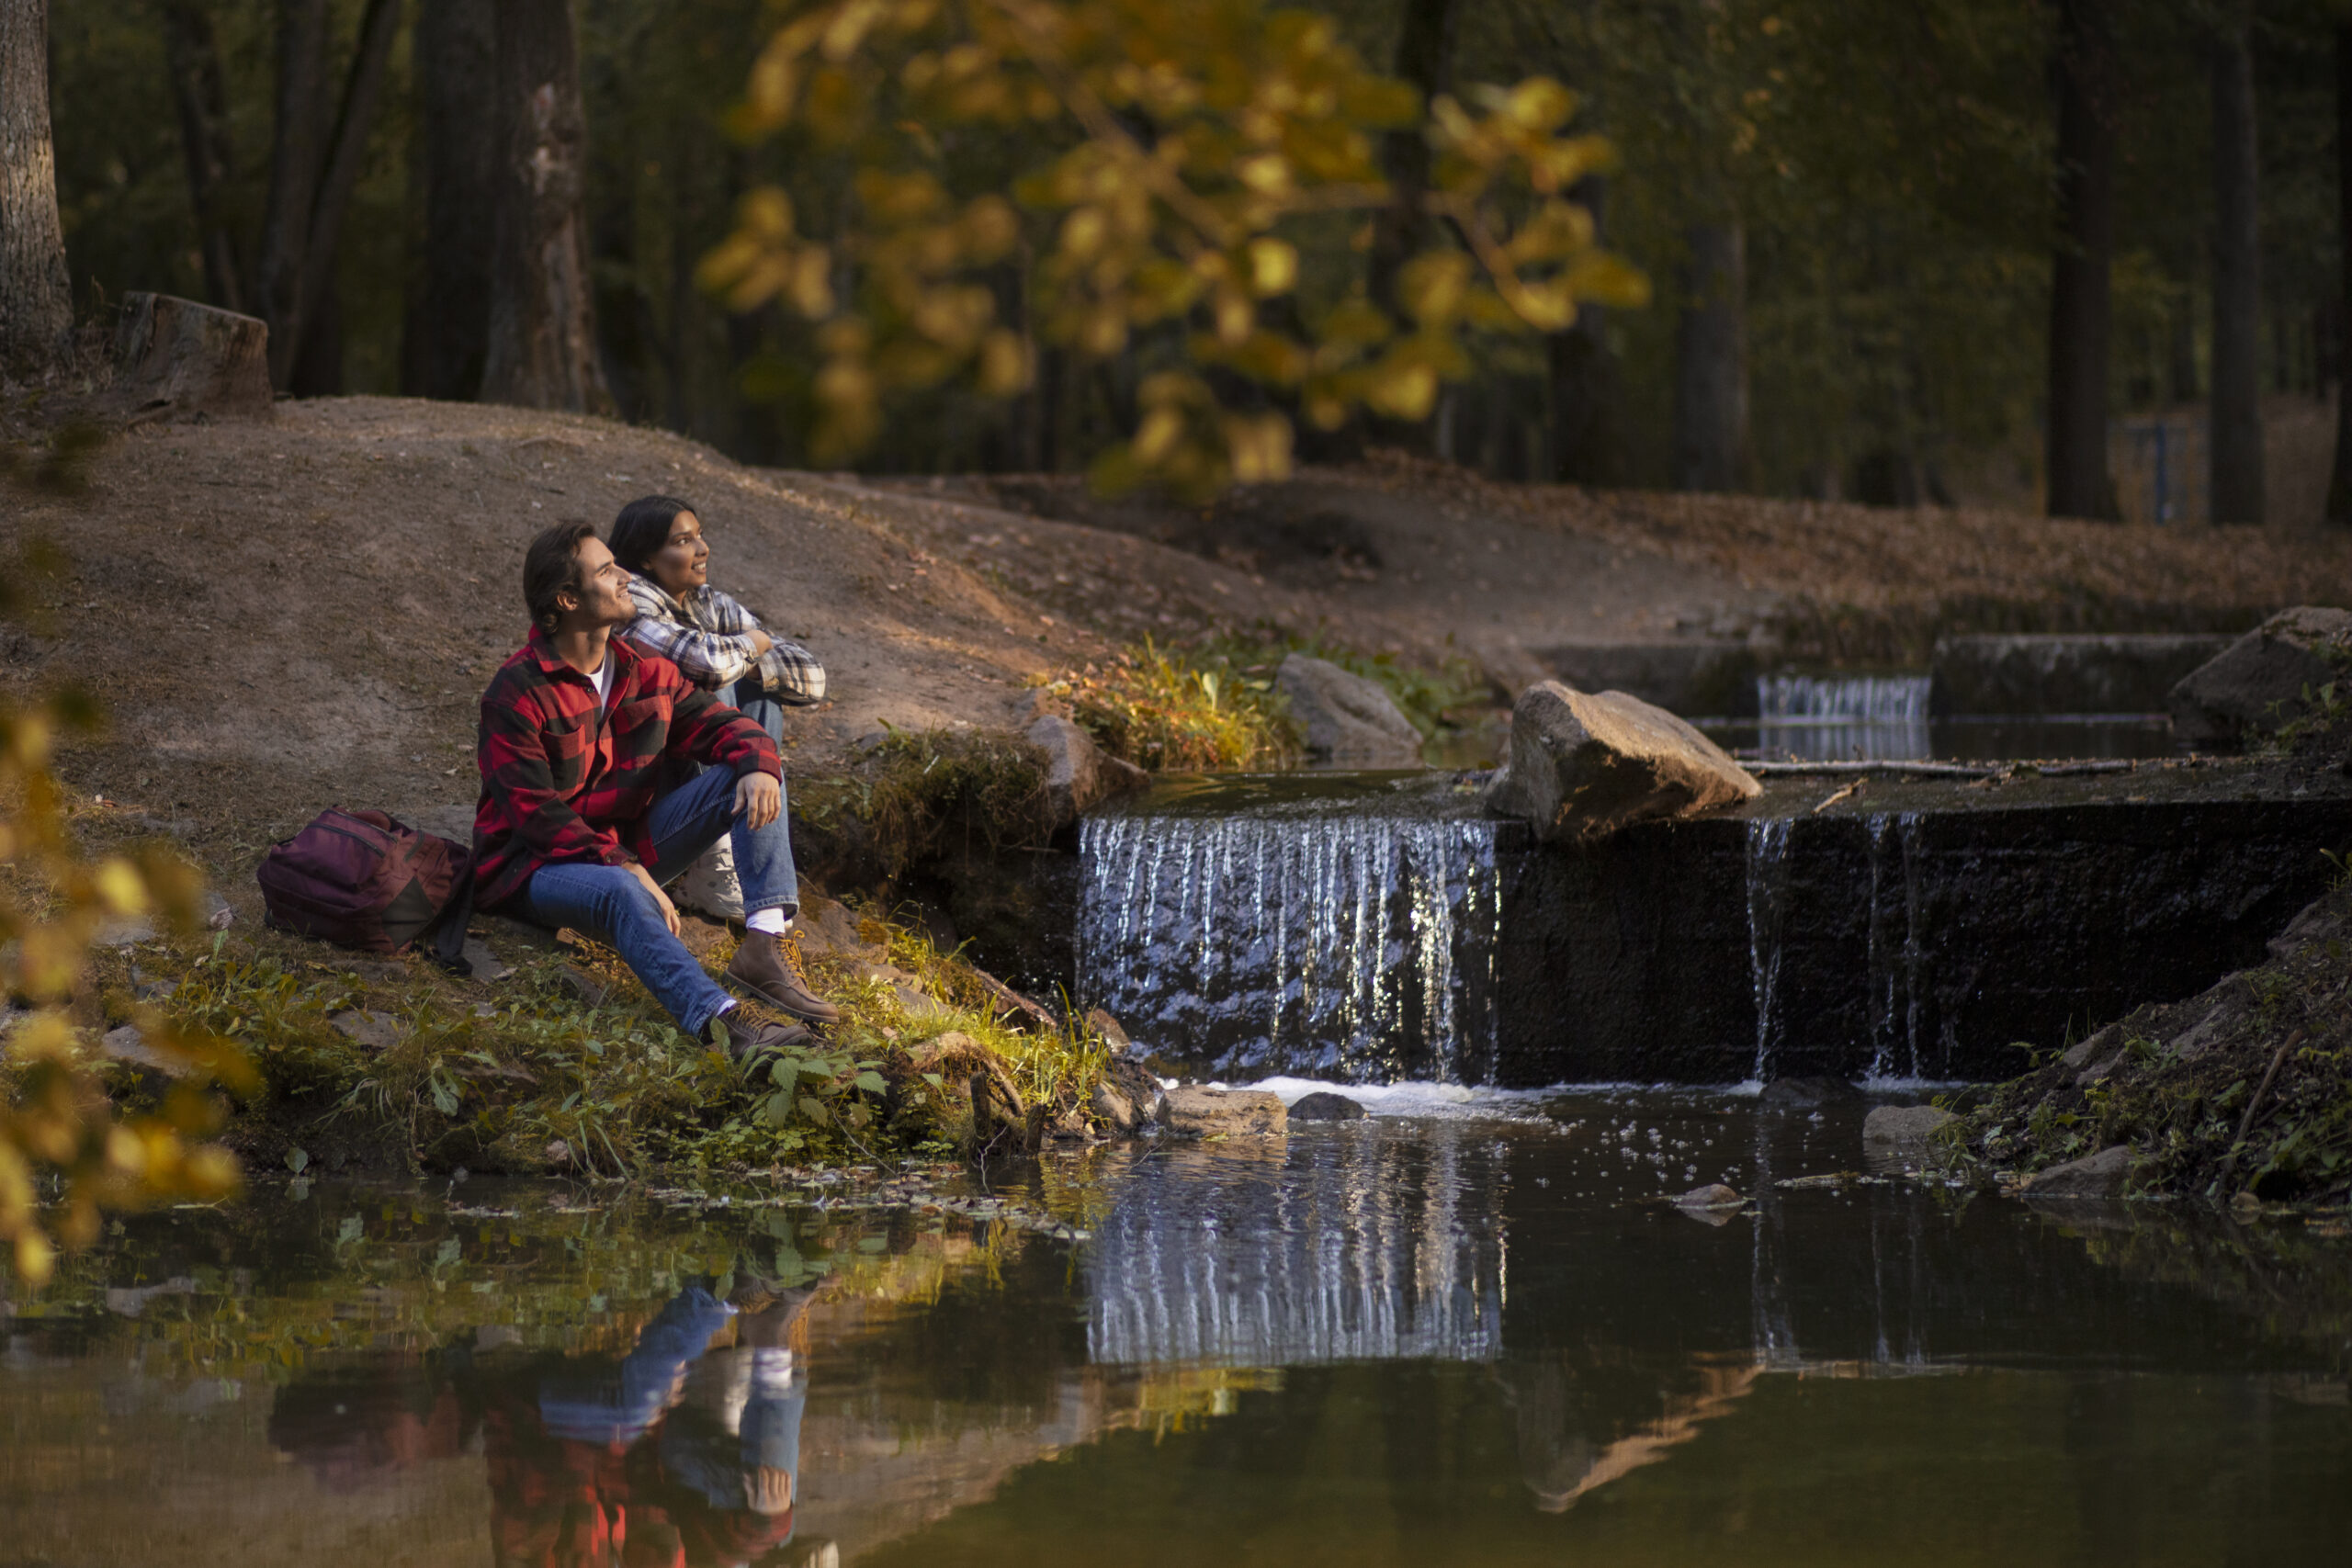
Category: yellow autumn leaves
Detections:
[
  {"x1": 1, "y1": 657, "x2": 250, "y2": 1287},
  {"x1": 700, "y1": 0, "x2": 1648, "y2": 496}
]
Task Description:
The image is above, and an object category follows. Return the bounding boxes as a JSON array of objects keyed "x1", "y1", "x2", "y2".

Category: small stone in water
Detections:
[
  {"x1": 1289, "y1": 1091, "x2": 1367, "y2": 1122},
  {"x1": 1674, "y1": 1183, "x2": 1743, "y2": 1210}
]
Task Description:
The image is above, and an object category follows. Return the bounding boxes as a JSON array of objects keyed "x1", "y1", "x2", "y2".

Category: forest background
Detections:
[{"x1": 31, "y1": 0, "x2": 2352, "y2": 519}]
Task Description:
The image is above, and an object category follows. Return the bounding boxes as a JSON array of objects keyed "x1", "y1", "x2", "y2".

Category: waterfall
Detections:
[
  {"x1": 1082, "y1": 1133, "x2": 1507, "y2": 1367},
  {"x1": 1858, "y1": 812, "x2": 1935, "y2": 1083},
  {"x1": 1076, "y1": 798, "x2": 1505, "y2": 1083},
  {"x1": 1743, "y1": 818, "x2": 1794, "y2": 1084},
  {"x1": 1755, "y1": 673, "x2": 1933, "y2": 761}
]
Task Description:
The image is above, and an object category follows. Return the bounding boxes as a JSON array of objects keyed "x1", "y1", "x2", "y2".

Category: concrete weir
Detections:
[{"x1": 1000, "y1": 765, "x2": 2352, "y2": 1087}]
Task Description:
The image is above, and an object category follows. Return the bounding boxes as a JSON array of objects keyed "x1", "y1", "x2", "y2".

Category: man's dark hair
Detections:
[
  {"x1": 523, "y1": 520, "x2": 600, "y2": 634},
  {"x1": 608, "y1": 495, "x2": 695, "y2": 576}
]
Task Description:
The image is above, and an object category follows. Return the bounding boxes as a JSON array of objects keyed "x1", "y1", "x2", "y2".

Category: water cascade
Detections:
[
  {"x1": 1853, "y1": 812, "x2": 1947, "y2": 1082},
  {"x1": 1076, "y1": 782, "x2": 1506, "y2": 1083},
  {"x1": 1743, "y1": 818, "x2": 1794, "y2": 1083},
  {"x1": 1755, "y1": 672, "x2": 1934, "y2": 761}
]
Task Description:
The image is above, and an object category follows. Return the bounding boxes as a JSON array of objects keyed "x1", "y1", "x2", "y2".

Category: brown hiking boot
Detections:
[
  {"x1": 726, "y1": 931, "x2": 842, "y2": 1025},
  {"x1": 702, "y1": 999, "x2": 816, "y2": 1066}
]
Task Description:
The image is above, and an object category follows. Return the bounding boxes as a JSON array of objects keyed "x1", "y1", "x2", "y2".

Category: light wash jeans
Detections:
[{"x1": 518, "y1": 749, "x2": 798, "y2": 1039}]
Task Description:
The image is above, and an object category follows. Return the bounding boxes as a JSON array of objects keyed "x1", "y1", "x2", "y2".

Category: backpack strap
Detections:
[{"x1": 428, "y1": 845, "x2": 480, "y2": 977}]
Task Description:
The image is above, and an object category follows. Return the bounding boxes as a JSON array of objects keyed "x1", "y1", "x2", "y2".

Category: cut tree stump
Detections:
[{"x1": 112, "y1": 293, "x2": 272, "y2": 422}]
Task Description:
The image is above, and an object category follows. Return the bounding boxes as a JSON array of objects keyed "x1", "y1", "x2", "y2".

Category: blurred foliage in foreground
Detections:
[
  {"x1": 1, "y1": 534, "x2": 252, "y2": 1286},
  {"x1": 702, "y1": 0, "x2": 1644, "y2": 494}
]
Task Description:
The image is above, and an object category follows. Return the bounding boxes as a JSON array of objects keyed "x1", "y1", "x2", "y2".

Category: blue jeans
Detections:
[{"x1": 518, "y1": 752, "x2": 800, "y2": 1038}]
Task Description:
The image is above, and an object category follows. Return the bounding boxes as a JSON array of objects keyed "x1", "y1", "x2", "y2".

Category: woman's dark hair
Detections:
[
  {"x1": 523, "y1": 520, "x2": 601, "y2": 634},
  {"x1": 608, "y1": 495, "x2": 696, "y2": 575}
]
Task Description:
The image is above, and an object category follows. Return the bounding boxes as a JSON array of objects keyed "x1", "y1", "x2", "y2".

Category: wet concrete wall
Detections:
[
  {"x1": 1493, "y1": 795, "x2": 2352, "y2": 1084},
  {"x1": 956, "y1": 787, "x2": 2352, "y2": 1086}
]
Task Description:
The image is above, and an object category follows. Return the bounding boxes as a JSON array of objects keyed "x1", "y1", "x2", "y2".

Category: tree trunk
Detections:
[
  {"x1": 1369, "y1": 0, "x2": 1461, "y2": 315},
  {"x1": 112, "y1": 292, "x2": 272, "y2": 421},
  {"x1": 480, "y1": 0, "x2": 611, "y2": 413},
  {"x1": 253, "y1": 0, "x2": 401, "y2": 392},
  {"x1": 161, "y1": 1, "x2": 244, "y2": 314},
  {"x1": 1671, "y1": 221, "x2": 1747, "y2": 493},
  {"x1": 254, "y1": 0, "x2": 332, "y2": 383},
  {"x1": 2210, "y1": 10, "x2": 2264, "y2": 525},
  {"x1": 401, "y1": 0, "x2": 497, "y2": 400},
  {"x1": 2046, "y1": 0, "x2": 2119, "y2": 521},
  {"x1": 1363, "y1": 0, "x2": 1459, "y2": 453},
  {"x1": 0, "y1": 0, "x2": 73, "y2": 377},
  {"x1": 2332, "y1": 24, "x2": 2352, "y2": 525},
  {"x1": 1548, "y1": 175, "x2": 1623, "y2": 486}
]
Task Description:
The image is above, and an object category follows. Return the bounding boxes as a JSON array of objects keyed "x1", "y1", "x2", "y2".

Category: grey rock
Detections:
[
  {"x1": 2059, "y1": 1022, "x2": 2122, "y2": 1076},
  {"x1": 1275, "y1": 654, "x2": 1424, "y2": 766},
  {"x1": 1483, "y1": 682, "x2": 1759, "y2": 845},
  {"x1": 1288, "y1": 1090, "x2": 1368, "y2": 1122},
  {"x1": 1163, "y1": 1085, "x2": 1287, "y2": 1138},
  {"x1": 1862, "y1": 1104, "x2": 1955, "y2": 1145},
  {"x1": 100, "y1": 1023, "x2": 182, "y2": 1075},
  {"x1": 1091, "y1": 1078, "x2": 1136, "y2": 1131},
  {"x1": 95, "y1": 914, "x2": 158, "y2": 948},
  {"x1": 1025, "y1": 713, "x2": 1148, "y2": 823},
  {"x1": 555, "y1": 967, "x2": 608, "y2": 1009},
  {"x1": 200, "y1": 890, "x2": 234, "y2": 930},
  {"x1": 1085, "y1": 1007, "x2": 1134, "y2": 1055},
  {"x1": 1102, "y1": 1057, "x2": 1166, "y2": 1128},
  {"x1": 460, "y1": 937, "x2": 512, "y2": 982},
  {"x1": 794, "y1": 895, "x2": 883, "y2": 964},
  {"x1": 2267, "y1": 893, "x2": 2346, "y2": 962},
  {"x1": 2021, "y1": 1144, "x2": 2137, "y2": 1199},
  {"x1": 2167, "y1": 605, "x2": 2352, "y2": 750},
  {"x1": 328, "y1": 1010, "x2": 404, "y2": 1051}
]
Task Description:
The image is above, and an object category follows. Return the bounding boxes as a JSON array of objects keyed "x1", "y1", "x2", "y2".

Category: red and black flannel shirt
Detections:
[{"x1": 471, "y1": 629, "x2": 780, "y2": 910}]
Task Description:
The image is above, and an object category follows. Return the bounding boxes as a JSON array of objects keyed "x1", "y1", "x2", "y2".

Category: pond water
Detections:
[{"x1": 6, "y1": 1093, "x2": 2347, "y2": 1566}]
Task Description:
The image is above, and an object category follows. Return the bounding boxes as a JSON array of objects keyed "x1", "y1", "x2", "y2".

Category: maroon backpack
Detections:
[{"x1": 257, "y1": 808, "x2": 476, "y2": 973}]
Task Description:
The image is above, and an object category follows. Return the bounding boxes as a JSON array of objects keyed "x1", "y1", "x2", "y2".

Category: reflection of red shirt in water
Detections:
[{"x1": 482, "y1": 1382, "x2": 791, "y2": 1568}]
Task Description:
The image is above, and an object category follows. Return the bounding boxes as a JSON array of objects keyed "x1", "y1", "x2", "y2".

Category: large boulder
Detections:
[
  {"x1": 1275, "y1": 654, "x2": 1424, "y2": 766},
  {"x1": 1483, "y1": 682, "x2": 1760, "y2": 845},
  {"x1": 1023, "y1": 712, "x2": 1148, "y2": 823},
  {"x1": 2167, "y1": 605, "x2": 2351, "y2": 750}
]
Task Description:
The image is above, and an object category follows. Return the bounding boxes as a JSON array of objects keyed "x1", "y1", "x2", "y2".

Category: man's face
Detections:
[{"x1": 560, "y1": 536, "x2": 638, "y2": 629}]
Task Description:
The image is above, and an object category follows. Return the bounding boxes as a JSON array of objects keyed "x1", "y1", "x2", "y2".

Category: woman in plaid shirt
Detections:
[
  {"x1": 609, "y1": 495, "x2": 825, "y2": 705},
  {"x1": 610, "y1": 495, "x2": 824, "y2": 923}
]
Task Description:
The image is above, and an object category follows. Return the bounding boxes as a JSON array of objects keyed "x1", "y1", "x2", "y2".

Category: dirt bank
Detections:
[{"x1": 6, "y1": 393, "x2": 2350, "y2": 886}]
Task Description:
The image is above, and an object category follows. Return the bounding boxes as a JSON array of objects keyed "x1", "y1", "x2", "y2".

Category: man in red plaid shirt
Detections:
[{"x1": 471, "y1": 522, "x2": 838, "y2": 1057}]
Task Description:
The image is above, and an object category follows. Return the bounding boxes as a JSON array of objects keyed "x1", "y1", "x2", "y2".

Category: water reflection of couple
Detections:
[{"x1": 269, "y1": 1282, "x2": 828, "y2": 1568}]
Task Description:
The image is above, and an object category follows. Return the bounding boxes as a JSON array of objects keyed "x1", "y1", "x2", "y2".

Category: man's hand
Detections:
[
  {"x1": 625, "y1": 860, "x2": 681, "y2": 937},
  {"x1": 735, "y1": 771, "x2": 781, "y2": 829},
  {"x1": 745, "y1": 628, "x2": 775, "y2": 656}
]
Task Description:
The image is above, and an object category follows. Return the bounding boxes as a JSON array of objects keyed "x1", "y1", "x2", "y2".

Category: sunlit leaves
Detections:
[
  {"x1": 2, "y1": 525, "x2": 251, "y2": 1285},
  {"x1": 707, "y1": 0, "x2": 1642, "y2": 496}
]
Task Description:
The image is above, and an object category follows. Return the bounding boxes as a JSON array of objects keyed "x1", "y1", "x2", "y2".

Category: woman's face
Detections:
[{"x1": 648, "y1": 510, "x2": 709, "y2": 595}]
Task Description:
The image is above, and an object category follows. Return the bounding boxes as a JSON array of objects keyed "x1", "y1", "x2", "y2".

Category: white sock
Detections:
[{"x1": 745, "y1": 908, "x2": 791, "y2": 936}]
